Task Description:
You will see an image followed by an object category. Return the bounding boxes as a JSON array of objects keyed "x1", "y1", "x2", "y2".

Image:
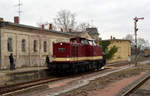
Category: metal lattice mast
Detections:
[{"x1": 17, "y1": 0, "x2": 22, "y2": 20}]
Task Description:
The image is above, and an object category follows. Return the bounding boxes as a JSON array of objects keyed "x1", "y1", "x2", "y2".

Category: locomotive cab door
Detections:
[{"x1": 72, "y1": 44, "x2": 78, "y2": 62}]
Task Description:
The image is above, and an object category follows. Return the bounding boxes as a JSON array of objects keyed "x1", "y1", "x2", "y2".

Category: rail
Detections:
[
  {"x1": 0, "y1": 77, "x2": 62, "y2": 95},
  {"x1": 121, "y1": 76, "x2": 150, "y2": 96}
]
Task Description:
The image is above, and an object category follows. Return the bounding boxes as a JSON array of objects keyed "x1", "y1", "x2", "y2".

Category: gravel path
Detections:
[
  {"x1": 85, "y1": 72, "x2": 146, "y2": 96},
  {"x1": 60, "y1": 61, "x2": 150, "y2": 96}
]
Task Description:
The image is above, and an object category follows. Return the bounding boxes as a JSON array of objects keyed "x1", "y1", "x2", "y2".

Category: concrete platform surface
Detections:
[
  {"x1": 0, "y1": 67, "x2": 48, "y2": 86},
  {"x1": 0, "y1": 67, "x2": 47, "y2": 75}
]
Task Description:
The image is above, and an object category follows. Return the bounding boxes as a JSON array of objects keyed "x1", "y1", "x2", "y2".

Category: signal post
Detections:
[{"x1": 134, "y1": 17, "x2": 144, "y2": 66}]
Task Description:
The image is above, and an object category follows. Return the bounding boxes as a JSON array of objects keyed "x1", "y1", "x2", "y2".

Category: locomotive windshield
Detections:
[
  {"x1": 89, "y1": 40, "x2": 93, "y2": 45},
  {"x1": 93, "y1": 41, "x2": 96, "y2": 45},
  {"x1": 88, "y1": 40, "x2": 96, "y2": 46}
]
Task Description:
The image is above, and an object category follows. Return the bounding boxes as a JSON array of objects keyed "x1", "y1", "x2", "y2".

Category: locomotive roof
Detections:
[{"x1": 70, "y1": 37, "x2": 93, "y2": 41}]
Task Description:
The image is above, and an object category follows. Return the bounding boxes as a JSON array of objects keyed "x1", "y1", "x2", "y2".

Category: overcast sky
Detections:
[{"x1": 0, "y1": 0, "x2": 150, "y2": 42}]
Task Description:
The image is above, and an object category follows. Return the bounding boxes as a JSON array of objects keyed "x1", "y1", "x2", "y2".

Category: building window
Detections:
[
  {"x1": 21, "y1": 39, "x2": 26, "y2": 52},
  {"x1": 33, "y1": 40, "x2": 37, "y2": 52},
  {"x1": 7, "y1": 37, "x2": 13, "y2": 52},
  {"x1": 43, "y1": 41, "x2": 47, "y2": 52}
]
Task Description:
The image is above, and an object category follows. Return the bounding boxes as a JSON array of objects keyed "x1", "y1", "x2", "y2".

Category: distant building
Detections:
[
  {"x1": 86, "y1": 27, "x2": 100, "y2": 41},
  {"x1": 143, "y1": 49, "x2": 150, "y2": 57},
  {"x1": 103, "y1": 38, "x2": 131, "y2": 63},
  {"x1": 67, "y1": 31, "x2": 92, "y2": 40}
]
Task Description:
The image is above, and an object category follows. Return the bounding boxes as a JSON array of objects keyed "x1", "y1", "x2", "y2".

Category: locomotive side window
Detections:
[
  {"x1": 81, "y1": 39, "x2": 88, "y2": 45},
  {"x1": 72, "y1": 40, "x2": 77, "y2": 43},
  {"x1": 58, "y1": 48, "x2": 65, "y2": 52},
  {"x1": 81, "y1": 40, "x2": 84, "y2": 44}
]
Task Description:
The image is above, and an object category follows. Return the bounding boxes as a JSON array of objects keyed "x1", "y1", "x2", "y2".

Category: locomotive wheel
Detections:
[
  {"x1": 75, "y1": 66, "x2": 78, "y2": 73},
  {"x1": 85, "y1": 64, "x2": 89, "y2": 72},
  {"x1": 78, "y1": 65, "x2": 83, "y2": 73},
  {"x1": 88, "y1": 64, "x2": 92, "y2": 71},
  {"x1": 72, "y1": 65, "x2": 78, "y2": 74},
  {"x1": 81, "y1": 65, "x2": 84, "y2": 72},
  {"x1": 91, "y1": 62, "x2": 96, "y2": 71},
  {"x1": 96, "y1": 61, "x2": 100, "y2": 70}
]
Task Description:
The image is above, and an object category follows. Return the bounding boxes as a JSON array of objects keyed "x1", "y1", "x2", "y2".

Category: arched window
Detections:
[
  {"x1": 33, "y1": 40, "x2": 37, "y2": 52},
  {"x1": 43, "y1": 41, "x2": 47, "y2": 52},
  {"x1": 7, "y1": 37, "x2": 13, "y2": 52},
  {"x1": 21, "y1": 39, "x2": 26, "y2": 52}
]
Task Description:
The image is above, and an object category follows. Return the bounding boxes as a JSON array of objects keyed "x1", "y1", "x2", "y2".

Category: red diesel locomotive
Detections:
[{"x1": 48, "y1": 37, "x2": 106, "y2": 73}]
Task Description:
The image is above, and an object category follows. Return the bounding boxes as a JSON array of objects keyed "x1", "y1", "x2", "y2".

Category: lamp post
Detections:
[{"x1": 134, "y1": 17, "x2": 144, "y2": 66}]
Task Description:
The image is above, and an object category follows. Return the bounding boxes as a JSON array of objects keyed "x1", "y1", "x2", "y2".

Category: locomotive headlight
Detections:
[{"x1": 66, "y1": 58, "x2": 70, "y2": 61}]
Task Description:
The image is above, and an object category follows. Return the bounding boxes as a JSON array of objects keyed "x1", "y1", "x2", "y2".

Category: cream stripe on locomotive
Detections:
[{"x1": 52, "y1": 56, "x2": 103, "y2": 62}]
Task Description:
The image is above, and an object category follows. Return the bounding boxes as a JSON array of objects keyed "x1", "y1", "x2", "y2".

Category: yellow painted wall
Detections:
[{"x1": 108, "y1": 40, "x2": 131, "y2": 63}]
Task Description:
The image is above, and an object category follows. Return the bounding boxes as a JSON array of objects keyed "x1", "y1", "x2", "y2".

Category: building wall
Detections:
[
  {"x1": 0, "y1": 28, "x2": 1, "y2": 69},
  {"x1": 108, "y1": 40, "x2": 131, "y2": 63},
  {"x1": 0, "y1": 27, "x2": 70, "y2": 69}
]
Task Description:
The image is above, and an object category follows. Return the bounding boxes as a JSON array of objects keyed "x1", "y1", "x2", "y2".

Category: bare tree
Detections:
[
  {"x1": 123, "y1": 34, "x2": 149, "y2": 55},
  {"x1": 124, "y1": 34, "x2": 134, "y2": 42},
  {"x1": 124, "y1": 34, "x2": 135, "y2": 48},
  {"x1": 137, "y1": 37, "x2": 149, "y2": 50},
  {"x1": 36, "y1": 21, "x2": 48, "y2": 27},
  {"x1": 37, "y1": 10, "x2": 91, "y2": 32},
  {"x1": 53, "y1": 10, "x2": 76, "y2": 32},
  {"x1": 76, "y1": 22, "x2": 90, "y2": 31}
]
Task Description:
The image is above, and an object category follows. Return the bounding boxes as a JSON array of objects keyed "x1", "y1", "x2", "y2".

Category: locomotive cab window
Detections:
[
  {"x1": 89, "y1": 41, "x2": 93, "y2": 45},
  {"x1": 81, "y1": 39, "x2": 88, "y2": 45},
  {"x1": 58, "y1": 48, "x2": 66, "y2": 52},
  {"x1": 92, "y1": 41, "x2": 96, "y2": 46}
]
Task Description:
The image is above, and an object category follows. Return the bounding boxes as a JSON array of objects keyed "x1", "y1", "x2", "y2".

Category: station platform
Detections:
[
  {"x1": 0, "y1": 67, "x2": 48, "y2": 87},
  {"x1": 0, "y1": 67, "x2": 47, "y2": 74}
]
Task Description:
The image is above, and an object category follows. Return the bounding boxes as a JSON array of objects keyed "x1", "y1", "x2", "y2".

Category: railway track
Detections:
[
  {"x1": 0, "y1": 77, "x2": 63, "y2": 95},
  {"x1": 121, "y1": 75, "x2": 150, "y2": 96},
  {"x1": 0, "y1": 67, "x2": 112, "y2": 95}
]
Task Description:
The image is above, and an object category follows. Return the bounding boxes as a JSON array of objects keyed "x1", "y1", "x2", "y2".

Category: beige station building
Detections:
[
  {"x1": 0, "y1": 17, "x2": 95, "y2": 69},
  {"x1": 103, "y1": 38, "x2": 131, "y2": 63}
]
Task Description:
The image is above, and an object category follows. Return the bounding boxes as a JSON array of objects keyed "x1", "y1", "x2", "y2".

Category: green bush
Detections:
[{"x1": 99, "y1": 41, "x2": 118, "y2": 60}]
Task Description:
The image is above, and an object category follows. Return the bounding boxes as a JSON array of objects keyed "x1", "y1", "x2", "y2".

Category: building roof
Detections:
[
  {"x1": 0, "y1": 21, "x2": 76, "y2": 36},
  {"x1": 86, "y1": 27, "x2": 99, "y2": 35},
  {"x1": 66, "y1": 31, "x2": 93, "y2": 40},
  {"x1": 66, "y1": 31, "x2": 84, "y2": 35},
  {"x1": 102, "y1": 39, "x2": 131, "y2": 42}
]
